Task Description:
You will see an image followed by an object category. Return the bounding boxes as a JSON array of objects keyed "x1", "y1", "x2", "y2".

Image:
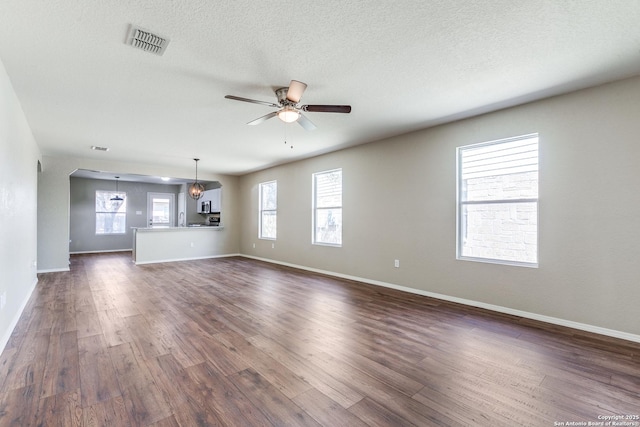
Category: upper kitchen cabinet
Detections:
[
  {"x1": 197, "y1": 188, "x2": 222, "y2": 214},
  {"x1": 208, "y1": 188, "x2": 221, "y2": 212}
]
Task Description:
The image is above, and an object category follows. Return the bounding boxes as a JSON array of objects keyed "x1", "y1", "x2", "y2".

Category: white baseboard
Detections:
[
  {"x1": 135, "y1": 253, "x2": 241, "y2": 265},
  {"x1": 36, "y1": 267, "x2": 70, "y2": 273},
  {"x1": 241, "y1": 255, "x2": 640, "y2": 344},
  {"x1": 69, "y1": 249, "x2": 132, "y2": 254},
  {"x1": 0, "y1": 277, "x2": 38, "y2": 355}
]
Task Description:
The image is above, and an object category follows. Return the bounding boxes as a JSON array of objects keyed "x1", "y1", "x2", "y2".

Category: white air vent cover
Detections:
[{"x1": 126, "y1": 25, "x2": 170, "y2": 56}]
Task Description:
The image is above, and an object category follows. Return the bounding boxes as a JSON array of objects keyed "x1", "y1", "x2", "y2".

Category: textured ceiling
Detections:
[{"x1": 1, "y1": 1, "x2": 640, "y2": 176}]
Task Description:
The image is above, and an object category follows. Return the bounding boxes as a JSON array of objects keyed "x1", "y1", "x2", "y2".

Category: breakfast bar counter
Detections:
[{"x1": 132, "y1": 226, "x2": 226, "y2": 265}]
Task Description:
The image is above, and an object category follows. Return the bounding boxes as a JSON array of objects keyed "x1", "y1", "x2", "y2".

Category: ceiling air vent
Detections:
[{"x1": 126, "y1": 25, "x2": 170, "y2": 56}]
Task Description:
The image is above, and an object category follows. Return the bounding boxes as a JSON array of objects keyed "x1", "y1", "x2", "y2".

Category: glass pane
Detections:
[
  {"x1": 260, "y1": 181, "x2": 277, "y2": 210},
  {"x1": 462, "y1": 171, "x2": 538, "y2": 202},
  {"x1": 315, "y1": 208, "x2": 342, "y2": 245},
  {"x1": 315, "y1": 170, "x2": 342, "y2": 208},
  {"x1": 96, "y1": 191, "x2": 127, "y2": 212},
  {"x1": 261, "y1": 211, "x2": 277, "y2": 239},
  {"x1": 152, "y1": 198, "x2": 170, "y2": 224},
  {"x1": 96, "y1": 190, "x2": 126, "y2": 234},
  {"x1": 460, "y1": 202, "x2": 537, "y2": 264},
  {"x1": 96, "y1": 213, "x2": 126, "y2": 234}
]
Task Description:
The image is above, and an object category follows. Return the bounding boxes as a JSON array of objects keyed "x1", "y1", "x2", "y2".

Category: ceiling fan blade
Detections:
[
  {"x1": 247, "y1": 111, "x2": 278, "y2": 125},
  {"x1": 303, "y1": 105, "x2": 351, "y2": 113},
  {"x1": 296, "y1": 113, "x2": 317, "y2": 131},
  {"x1": 286, "y1": 80, "x2": 307, "y2": 103},
  {"x1": 225, "y1": 95, "x2": 279, "y2": 108}
]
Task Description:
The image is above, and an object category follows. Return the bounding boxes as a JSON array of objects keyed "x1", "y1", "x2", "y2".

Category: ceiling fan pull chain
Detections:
[
  {"x1": 283, "y1": 120, "x2": 287, "y2": 145},
  {"x1": 284, "y1": 122, "x2": 294, "y2": 149}
]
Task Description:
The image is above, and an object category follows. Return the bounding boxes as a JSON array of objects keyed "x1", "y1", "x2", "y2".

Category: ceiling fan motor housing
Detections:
[
  {"x1": 275, "y1": 87, "x2": 301, "y2": 122},
  {"x1": 275, "y1": 87, "x2": 293, "y2": 105}
]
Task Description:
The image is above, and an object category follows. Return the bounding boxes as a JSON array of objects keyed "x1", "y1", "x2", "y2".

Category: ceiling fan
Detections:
[{"x1": 224, "y1": 80, "x2": 351, "y2": 131}]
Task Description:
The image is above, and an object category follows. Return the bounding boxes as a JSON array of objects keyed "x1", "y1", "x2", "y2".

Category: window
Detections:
[
  {"x1": 457, "y1": 134, "x2": 538, "y2": 266},
  {"x1": 259, "y1": 180, "x2": 277, "y2": 239},
  {"x1": 313, "y1": 168, "x2": 342, "y2": 246},
  {"x1": 96, "y1": 190, "x2": 127, "y2": 234}
]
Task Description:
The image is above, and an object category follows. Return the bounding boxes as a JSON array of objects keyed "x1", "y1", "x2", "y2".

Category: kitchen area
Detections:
[
  {"x1": 69, "y1": 169, "x2": 232, "y2": 266},
  {"x1": 133, "y1": 186, "x2": 226, "y2": 264}
]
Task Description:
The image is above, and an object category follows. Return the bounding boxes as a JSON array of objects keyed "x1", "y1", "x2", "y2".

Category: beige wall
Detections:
[
  {"x1": 15, "y1": 65, "x2": 640, "y2": 341},
  {"x1": 238, "y1": 75, "x2": 640, "y2": 338},
  {"x1": 37, "y1": 156, "x2": 240, "y2": 271},
  {"x1": 0, "y1": 58, "x2": 41, "y2": 350}
]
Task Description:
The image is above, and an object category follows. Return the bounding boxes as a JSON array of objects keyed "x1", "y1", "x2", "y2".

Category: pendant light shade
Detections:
[
  {"x1": 188, "y1": 158, "x2": 205, "y2": 200},
  {"x1": 110, "y1": 176, "x2": 124, "y2": 201}
]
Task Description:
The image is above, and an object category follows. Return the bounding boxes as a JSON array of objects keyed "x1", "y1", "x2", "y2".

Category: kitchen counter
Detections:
[
  {"x1": 133, "y1": 225, "x2": 224, "y2": 231},
  {"x1": 132, "y1": 226, "x2": 228, "y2": 264}
]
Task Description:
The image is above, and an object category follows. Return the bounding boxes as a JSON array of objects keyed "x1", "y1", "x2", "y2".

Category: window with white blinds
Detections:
[
  {"x1": 457, "y1": 134, "x2": 539, "y2": 266},
  {"x1": 313, "y1": 169, "x2": 342, "y2": 246},
  {"x1": 259, "y1": 180, "x2": 277, "y2": 240}
]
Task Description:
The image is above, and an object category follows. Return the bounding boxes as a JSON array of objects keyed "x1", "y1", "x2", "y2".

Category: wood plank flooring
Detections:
[{"x1": 1, "y1": 252, "x2": 639, "y2": 426}]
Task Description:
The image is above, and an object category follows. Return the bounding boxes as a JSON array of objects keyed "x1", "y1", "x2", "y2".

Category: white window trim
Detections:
[
  {"x1": 312, "y1": 168, "x2": 342, "y2": 247},
  {"x1": 258, "y1": 180, "x2": 277, "y2": 240},
  {"x1": 456, "y1": 133, "x2": 539, "y2": 268}
]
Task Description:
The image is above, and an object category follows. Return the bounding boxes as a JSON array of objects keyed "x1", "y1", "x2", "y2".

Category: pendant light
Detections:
[
  {"x1": 110, "y1": 176, "x2": 124, "y2": 201},
  {"x1": 188, "y1": 158, "x2": 205, "y2": 200}
]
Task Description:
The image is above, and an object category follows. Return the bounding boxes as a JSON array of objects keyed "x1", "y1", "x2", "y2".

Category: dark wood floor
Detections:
[{"x1": 1, "y1": 253, "x2": 639, "y2": 426}]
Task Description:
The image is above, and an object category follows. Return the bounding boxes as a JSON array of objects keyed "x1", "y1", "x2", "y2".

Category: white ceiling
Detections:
[{"x1": 1, "y1": 1, "x2": 640, "y2": 176}]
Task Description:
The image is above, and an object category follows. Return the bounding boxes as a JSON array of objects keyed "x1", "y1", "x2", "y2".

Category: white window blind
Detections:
[{"x1": 460, "y1": 136, "x2": 539, "y2": 182}]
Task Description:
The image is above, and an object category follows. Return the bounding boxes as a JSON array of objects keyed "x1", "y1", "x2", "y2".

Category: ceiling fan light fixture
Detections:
[
  {"x1": 225, "y1": 80, "x2": 350, "y2": 130},
  {"x1": 277, "y1": 106, "x2": 300, "y2": 123}
]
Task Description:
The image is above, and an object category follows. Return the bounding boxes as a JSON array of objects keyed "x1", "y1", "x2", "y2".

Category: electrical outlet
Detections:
[
  {"x1": 272, "y1": 243, "x2": 275, "y2": 249},
  {"x1": 1, "y1": 291, "x2": 6, "y2": 309},
  {"x1": 253, "y1": 243, "x2": 256, "y2": 248},
  {"x1": 190, "y1": 242, "x2": 194, "y2": 248},
  {"x1": 394, "y1": 259, "x2": 400, "y2": 268}
]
